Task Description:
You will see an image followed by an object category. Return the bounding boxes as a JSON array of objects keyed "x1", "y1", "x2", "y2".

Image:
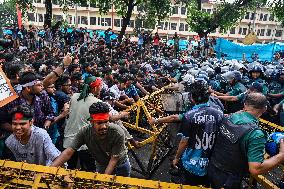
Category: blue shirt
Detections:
[{"x1": 125, "y1": 84, "x2": 139, "y2": 98}]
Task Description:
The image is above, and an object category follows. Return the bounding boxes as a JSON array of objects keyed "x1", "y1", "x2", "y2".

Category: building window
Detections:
[
  {"x1": 207, "y1": 9, "x2": 211, "y2": 13},
  {"x1": 179, "y1": 23, "x2": 184, "y2": 31},
  {"x1": 257, "y1": 29, "x2": 265, "y2": 36},
  {"x1": 80, "y1": 16, "x2": 88, "y2": 25},
  {"x1": 269, "y1": 15, "x2": 274, "y2": 21},
  {"x1": 202, "y1": 9, "x2": 206, "y2": 12},
  {"x1": 67, "y1": 16, "x2": 73, "y2": 24},
  {"x1": 260, "y1": 29, "x2": 265, "y2": 36},
  {"x1": 163, "y1": 22, "x2": 168, "y2": 30},
  {"x1": 172, "y1": 6, "x2": 178, "y2": 14},
  {"x1": 250, "y1": 13, "x2": 255, "y2": 20},
  {"x1": 114, "y1": 19, "x2": 121, "y2": 27},
  {"x1": 263, "y1": 14, "x2": 268, "y2": 21},
  {"x1": 28, "y1": 13, "x2": 35, "y2": 22},
  {"x1": 181, "y1": 7, "x2": 186, "y2": 15},
  {"x1": 266, "y1": 29, "x2": 271, "y2": 36},
  {"x1": 98, "y1": 17, "x2": 100, "y2": 25},
  {"x1": 238, "y1": 28, "x2": 242, "y2": 35},
  {"x1": 275, "y1": 30, "x2": 283, "y2": 37},
  {"x1": 101, "y1": 18, "x2": 111, "y2": 26},
  {"x1": 53, "y1": 14, "x2": 62, "y2": 21},
  {"x1": 170, "y1": 23, "x2": 177, "y2": 30},
  {"x1": 90, "y1": 17, "x2": 96, "y2": 25},
  {"x1": 259, "y1": 13, "x2": 263, "y2": 21},
  {"x1": 242, "y1": 28, "x2": 247, "y2": 35},
  {"x1": 129, "y1": 20, "x2": 135, "y2": 28},
  {"x1": 239, "y1": 28, "x2": 247, "y2": 35},
  {"x1": 38, "y1": 14, "x2": 43, "y2": 22},
  {"x1": 244, "y1": 12, "x2": 250, "y2": 19},
  {"x1": 230, "y1": 27, "x2": 235, "y2": 34},
  {"x1": 185, "y1": 24, "x2": 188, "y2": 31}
]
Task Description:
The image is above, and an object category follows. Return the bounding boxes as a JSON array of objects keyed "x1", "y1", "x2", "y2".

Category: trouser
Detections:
[
  {"x1": 154, "y1": 45, "x2": 159, "y2": 56},
  {"x1": 208, "y1": 163, "x2": 243, "y2": 189},
  {"x1": 67, "y1": 150, "x2": 96, "y2": 172},
  {"x1": 96, "y1": 158, "x2": 131, "y2": 177},
  {"x1": 181, "y1": 167, "x2": 210, "y2": 186}
]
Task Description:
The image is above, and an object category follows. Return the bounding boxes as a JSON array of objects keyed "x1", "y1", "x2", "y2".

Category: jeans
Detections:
[
  {"x1": 96, "y1": 158, "x2": 131, "y2": 177},
  {"x1": 67, "y1": 150, "x2": 96, "y2": 172},
  {"x1": 208, "y1": 163, "x2": 243, "y2": 189}
]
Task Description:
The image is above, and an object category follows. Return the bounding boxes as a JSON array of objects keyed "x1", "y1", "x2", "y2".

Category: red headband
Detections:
[
  {"x1": 90, "y1": 78, "x2": 102, "y2": 88},
  {"x1": 14, "y1": 113, "x2": 24, "y2": 120},
  {"x1": 90, "y1": 113, "x2": 109, "y2": 121}
]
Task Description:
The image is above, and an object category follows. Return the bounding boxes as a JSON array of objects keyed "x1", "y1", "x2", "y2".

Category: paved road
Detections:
[{"x1": 129, "y1": 123, "x2": 181, "y2": 182}]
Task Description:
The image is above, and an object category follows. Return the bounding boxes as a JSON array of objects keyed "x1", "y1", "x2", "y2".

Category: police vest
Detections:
[{"x1": 210, "y1": 117, "x2": 259, "y2": 176}]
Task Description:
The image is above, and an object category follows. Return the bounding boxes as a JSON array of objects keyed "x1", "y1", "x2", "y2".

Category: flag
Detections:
[{"x1": 16, "y1": 4, "x2": 23, "y2": 28}]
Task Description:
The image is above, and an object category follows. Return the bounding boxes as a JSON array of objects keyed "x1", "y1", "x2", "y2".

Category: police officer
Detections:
[
  {"x1": 247, "y1": 63, "x2": 269, "y2": 95},
  {"x1": 210, "y1": 71, "x2": 246, "y2": 97},
  {"x1": 208, "y1": 93, "x2": 284, "y2": 189},
  {"x1": 210, "y1": 71, "x2": 246, "y2": 113}
]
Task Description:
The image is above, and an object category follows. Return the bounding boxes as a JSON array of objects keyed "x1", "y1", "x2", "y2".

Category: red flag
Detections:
[{"x1": 16, "y1": 4, "x2": 23, "y2": 28}]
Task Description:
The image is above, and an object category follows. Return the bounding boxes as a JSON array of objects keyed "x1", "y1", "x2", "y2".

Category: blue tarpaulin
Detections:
[
  {"x1": 214, "y1": 38, "x2": 284, "y2": 61},
  {"x1": 167, "y1": 39, "x2": 188, "y2": 50}
]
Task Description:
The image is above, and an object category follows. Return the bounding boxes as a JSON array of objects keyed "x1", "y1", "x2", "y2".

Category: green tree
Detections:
[
  {"x1": 0, "y1": 0, "x2": 17, "y2": 28},
  {"x1": 92, "y1": 0, "x2": 171, "y2": 41},
  {"x1": 272, "y1": 0, "x2": 284, "y2": 26},
  {"x1": 186, "y1": 0, "x2": 267, "y2": 38}
]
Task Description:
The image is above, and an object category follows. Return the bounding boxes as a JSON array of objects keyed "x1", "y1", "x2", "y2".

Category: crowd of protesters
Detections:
[{"x1": 0, "y1": 23, "x2": 284, "y2": 188}]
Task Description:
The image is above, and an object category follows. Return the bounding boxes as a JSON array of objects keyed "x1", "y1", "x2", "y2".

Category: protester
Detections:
[
  {"x1": 51, "y1": 102, "x2": 130, "y2": 176},
  {"x1": 6, "y1": 105, "x2": 61, "y2": 166},
  {"x1": 150, "y1": 81, "x2": 223, "y2": 186}
]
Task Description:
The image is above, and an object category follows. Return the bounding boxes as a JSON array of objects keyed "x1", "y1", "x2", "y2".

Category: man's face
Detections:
[
  {"x1": 62, "y1": 79, "x2": 72, "y2": 94},
  {"x1": 251, "y1": 72, "x2": 261, "y2": 79},
  {"x1": 86, "y1": 66, "x2": 92, "y2": 73},
  {"x1": 73, "y1": 67, "x2": 81, "y2": 73},
  {"x1": 118, "y1": 82, "x2": 126, "y2": 90},
  {"x1": 31, "y1": 81, "x2": 43, "y2": 95},
  {"x1": 12, "y1": 119, "x2": 32, "y2": 141},
  {"x1": 91, "y1": 119, "x2": 109, "y2": 139},
  {"x1": 46, "y1": 84, "x2": 56, "y2": 95}
]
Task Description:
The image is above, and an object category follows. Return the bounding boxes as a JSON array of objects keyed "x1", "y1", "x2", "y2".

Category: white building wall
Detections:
[{"x1": 23, "y1": 0, "x2": 284, "y2": 42}]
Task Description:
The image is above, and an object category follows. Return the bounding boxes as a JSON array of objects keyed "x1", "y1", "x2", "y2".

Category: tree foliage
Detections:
[
  {"x1": 186, "y1": 0, "x2": 268, "y2": 38},
  {"x1": 272, "y1": 0, "x2": 284, "y2": 26},
  {"x1": 0, "y1": 0, "x2": 18, "y2": 28},
  {"x1": 89, "y1": 0, "x2": 171, "y2": 41}
]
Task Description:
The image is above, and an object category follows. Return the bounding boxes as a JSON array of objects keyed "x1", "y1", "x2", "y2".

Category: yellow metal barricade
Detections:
[
  {"x1": 0, "y1": 160, "x2": 207, "y2": 189},
  {"x1": 122, "y1": 87, "x2": 174, "y2": 177}
]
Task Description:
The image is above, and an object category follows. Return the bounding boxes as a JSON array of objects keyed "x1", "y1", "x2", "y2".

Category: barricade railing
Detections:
[
  {"x1": 0, "y1": 160, "x2": 206, "y2": 189},
  {"x1": 122, "y1": 87, "x2": 172, "y2": 177}
]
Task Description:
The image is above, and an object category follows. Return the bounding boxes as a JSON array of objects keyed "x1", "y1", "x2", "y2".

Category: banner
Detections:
[
  {"x1": 0, "y1": 67, "x2": 18, "y2": 107},
  {"x1": 214, "y1": 38, "x2": 283, "y2": 61}
]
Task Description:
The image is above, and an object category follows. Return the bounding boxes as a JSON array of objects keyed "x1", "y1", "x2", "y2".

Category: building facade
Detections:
[{"x1": 24, "y1": 0, "x2": 284, "y2": 43}]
